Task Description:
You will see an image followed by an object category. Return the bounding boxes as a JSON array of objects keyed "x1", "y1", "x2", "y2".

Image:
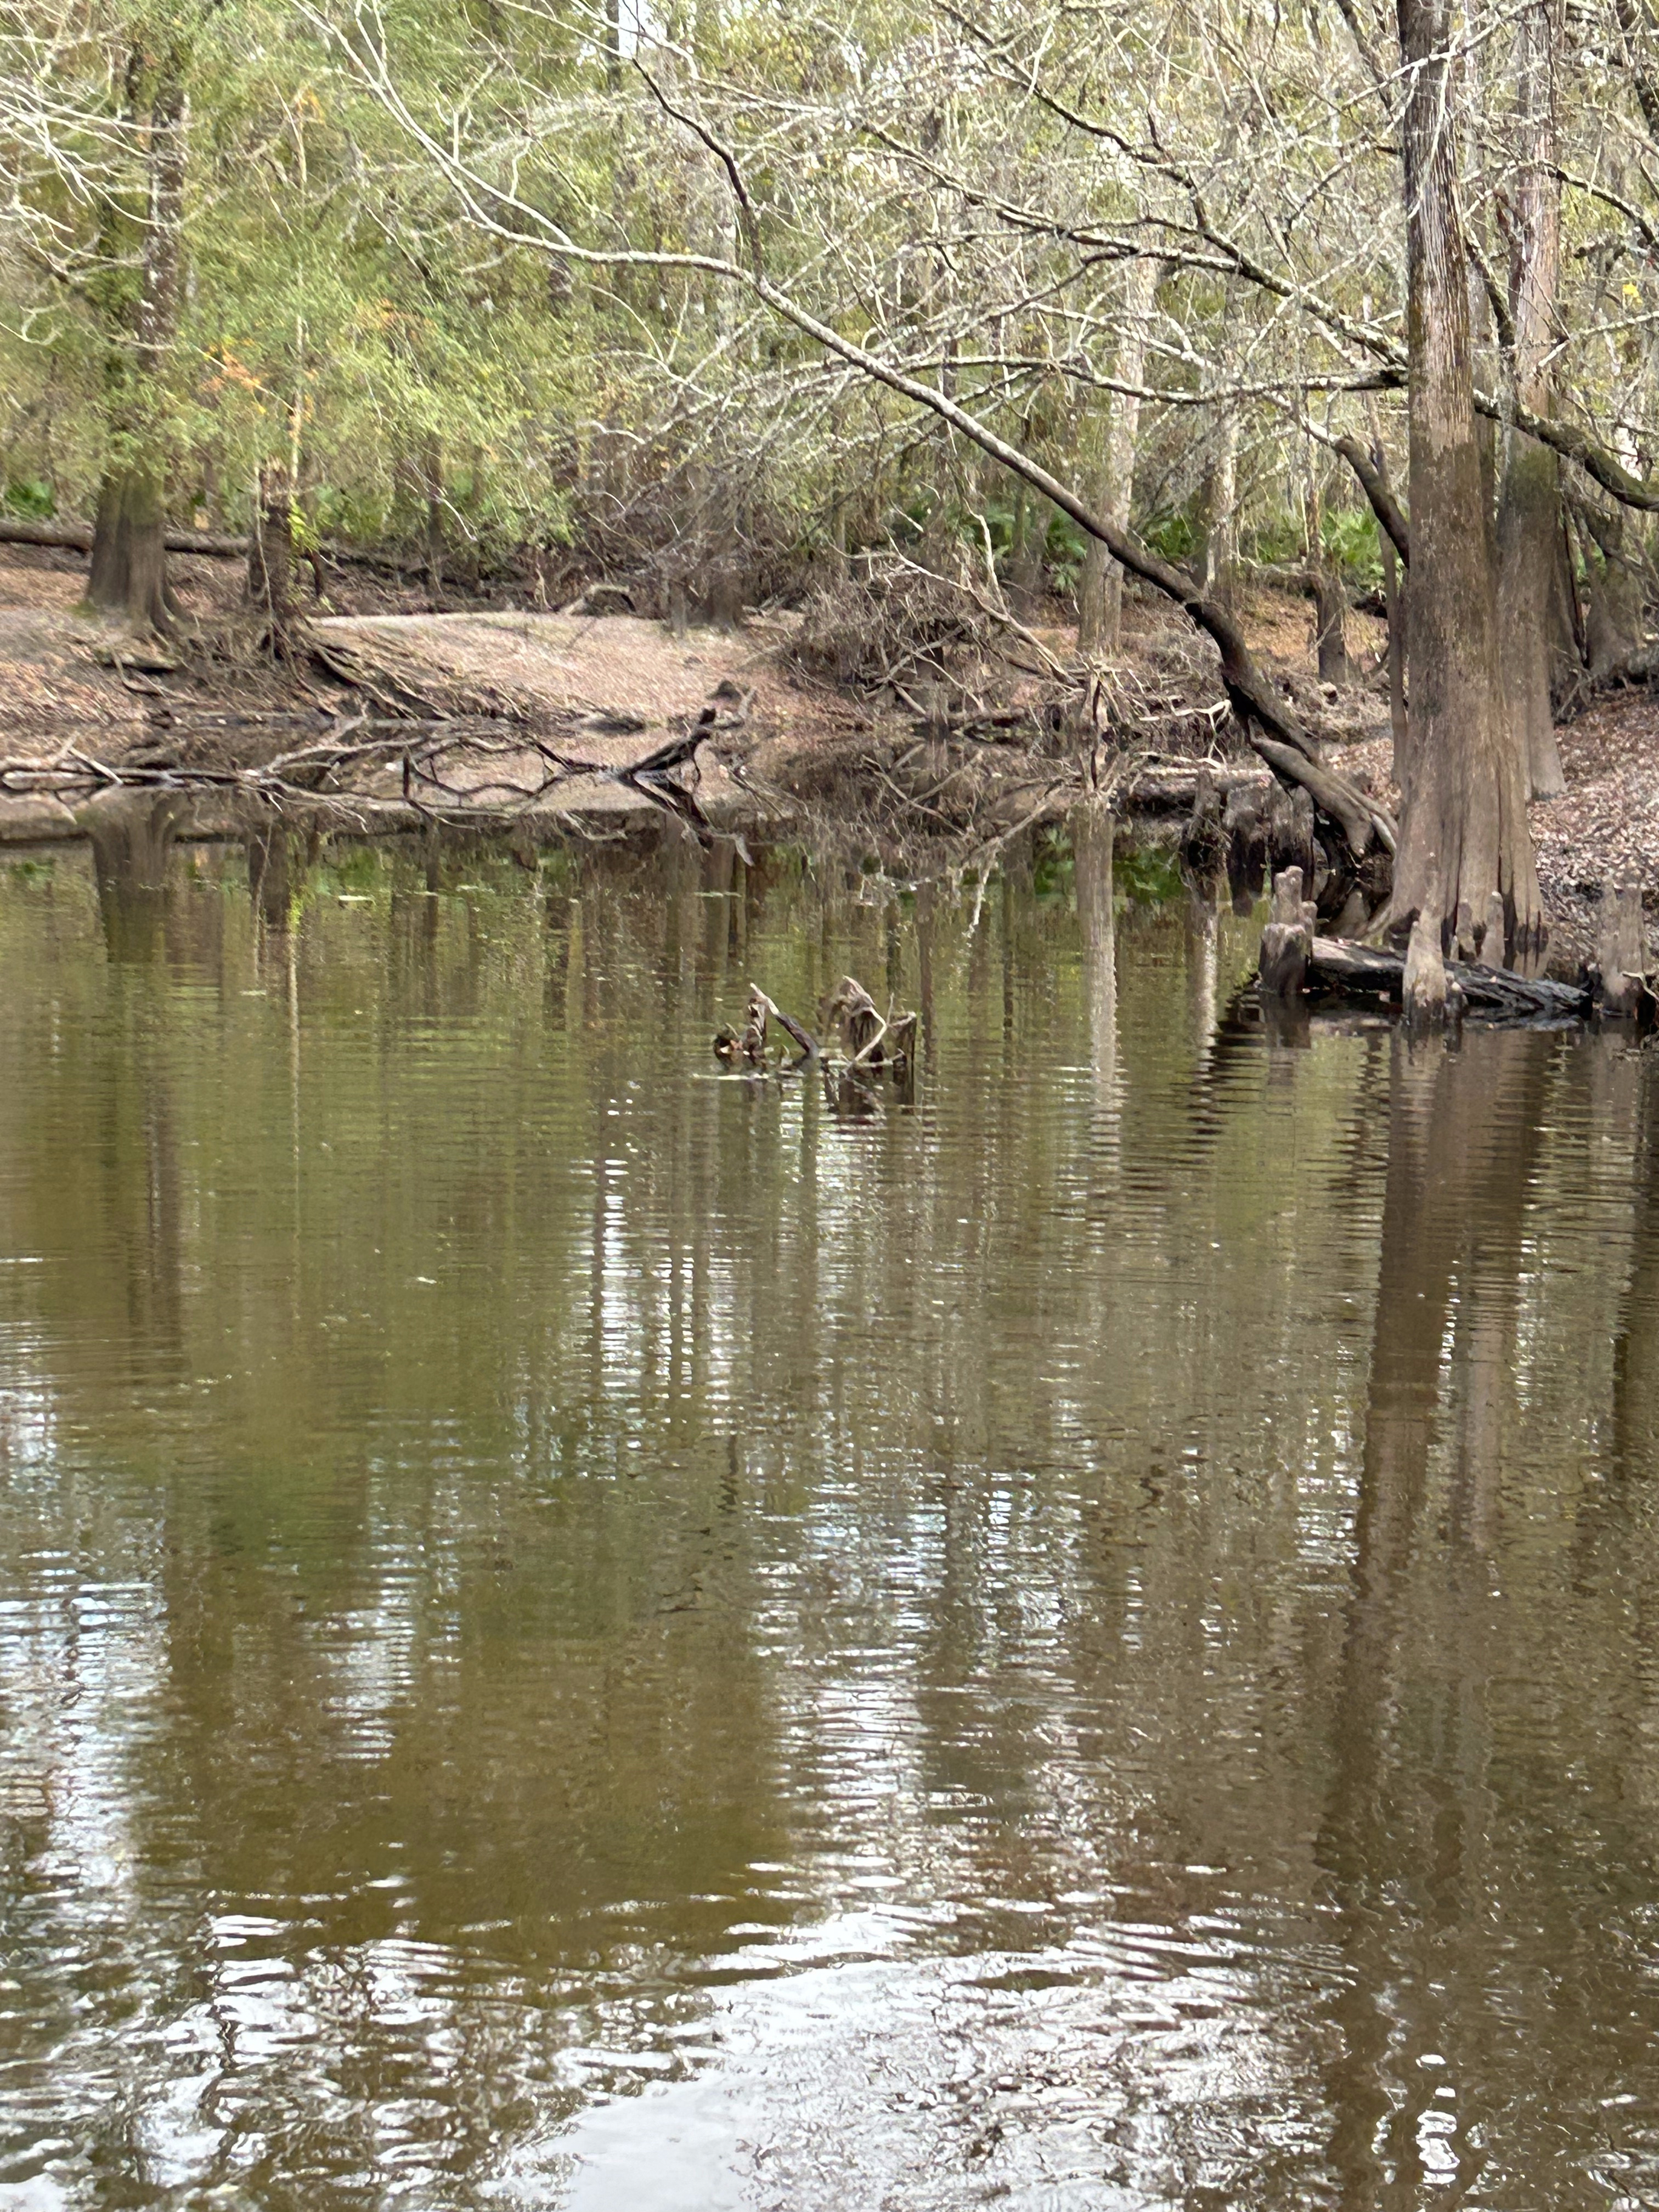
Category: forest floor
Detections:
[{"x1": 0, "y1": 539, "x2": 1654, "y2": 953}]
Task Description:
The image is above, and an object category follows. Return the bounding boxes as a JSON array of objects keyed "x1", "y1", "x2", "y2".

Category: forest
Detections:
[{"x1": 3, "y1": 0, "x2": 1659, "y2": 1005}]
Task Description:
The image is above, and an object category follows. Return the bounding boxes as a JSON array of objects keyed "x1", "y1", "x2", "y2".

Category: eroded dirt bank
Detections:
[{"x1": 1, "y1": 541, "x2": 1654, "y2": 956}]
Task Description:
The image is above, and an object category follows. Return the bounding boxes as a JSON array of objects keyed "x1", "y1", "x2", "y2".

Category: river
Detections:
[{"x1": 1, "y1": 825, "x2": 1657, "y2": 2209}]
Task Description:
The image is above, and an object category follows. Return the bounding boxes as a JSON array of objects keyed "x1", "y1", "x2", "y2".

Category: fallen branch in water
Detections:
[
  {"x1": 714, "y1": 984, "x2": 820, "y2": 1066},
  {"x1": 714, "y1": 975, "x2": 918, "y2": 1101},
  {"x1": 0, "y1": 707, "x2": 729, "y2": 842}
]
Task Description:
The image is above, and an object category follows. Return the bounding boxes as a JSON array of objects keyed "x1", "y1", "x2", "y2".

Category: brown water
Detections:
[{"x1": 1, "y1": 827, "x2": 1658, "y2": 2211}]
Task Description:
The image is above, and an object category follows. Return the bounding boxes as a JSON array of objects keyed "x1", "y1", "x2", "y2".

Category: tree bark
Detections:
[
  {"x1": 1009, "y1": 481, "x2": 1051, "y2": 614},
  {"x1": 1494, "y1": 0, "x2": 1567, "y2": 799},
  {"x1": 1195, "y1": 398, "x2": 1238, "y2": 610},
  {"x1": 1304, "y1": 460, "x2": 1349, "y2": 685},
  {"x1": 1334, "y1": 433, "x2": 1412, "y2": 566},
  {"x1": 1077, "y1": 257, "x2": 1156, "y2": 654},
  {"x1": 1391, "y1": 0, "x2": 1545, "y2": 1001},
  {"x1": 247, "y1": 460, "x2": 294, "y2": 636},
  {"x1": 1579, "y1": 501, "x2": 1647, "y2": 677},
  {"x1": 1311, "y1": 564, "x2": 1350, "y2": 685},
  {"x1": 87, "y1": 44, "x2": 188, "y2": 636},
  {"x1": 1380, "y1": 523, "x2": 1409, "y2": 784}
]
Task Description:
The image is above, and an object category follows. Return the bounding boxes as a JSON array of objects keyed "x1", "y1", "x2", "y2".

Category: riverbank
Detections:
[{"x1": 0, "y1": 539, "x2": 1653, "y2": 957}]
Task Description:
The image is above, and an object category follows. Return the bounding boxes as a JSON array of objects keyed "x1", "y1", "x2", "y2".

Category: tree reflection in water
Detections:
[{"x1": 0, "y1": 838, "x2": 1655, "y2": 2208}]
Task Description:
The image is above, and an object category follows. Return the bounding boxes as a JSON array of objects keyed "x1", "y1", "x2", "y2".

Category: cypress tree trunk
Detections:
[
  {"x1": 87, "y1": 46, "x2": 187, "y2": 635},
  {"x1": 87, "y1": 466, "x2": 170, "y2": 633},
  {"x1": 1312, "y1": 567, "x2": 1351, "y2": 685},
  {"x1": 1077, "y1": 256, "x2": 1157, "y2": 654},
  {"x1": 1581, "y1": 503, "x2": 1646, "y2": 676},
  {"x1": 247, "y1": 461, "x2": 294, "y2": 637},
  {"x1": 1494, "y1": 0, "x2": 1567, "y2": 799},
  {"x1": 1380, "y1": 525, "x2": 1408, "y2": 782},
  {"x1": 1392, "y1": 0, "x2": 1545, "y2": 1007}
]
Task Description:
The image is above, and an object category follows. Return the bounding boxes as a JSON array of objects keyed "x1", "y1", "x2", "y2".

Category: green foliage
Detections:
[
  {"x1": 972, "y1": 499, "x2": 1088, "y2": 591},
  {"x1": 1031, "y1": 826, "x2": 1074, "y2": 899},
  {"x1": 1323, "y1": 506, "x2": 1381, "y2": 586},
  {"x1": 1114, "y1": 838, "x2": 1186, "y2": 903},
  {"x1": 317, "y1": 846, "x2": 390, "y2": 896},
  {"x1": 1045, "y1": 510, "x2": 1088, "y2": 593},
  {"x1": 1247, "y1": 510, "x2": 1305, "y2": 567},
  {"x1": 4, "y1": 477, "x2": 55, "y2": 517},
  {"x1": 1142, "y1": 510, "x2": 1197, "y2": 565}
]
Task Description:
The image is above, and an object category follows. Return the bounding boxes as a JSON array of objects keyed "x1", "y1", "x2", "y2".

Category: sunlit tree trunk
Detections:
[
  {"x1": 1392, "y1": 0, "x2": 1545, "y2": 1003},
  {"x1": 1077, "y1": 256, "x2": 1157, "y2": 654},
  {"x1": 1495, "y1": 0, "x2": 1568, "y2": 799}
]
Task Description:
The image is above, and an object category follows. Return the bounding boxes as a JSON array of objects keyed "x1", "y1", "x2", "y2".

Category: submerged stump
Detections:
[{"x1": 1259, "y1": 867, "x2": 1316, "y2": 999}]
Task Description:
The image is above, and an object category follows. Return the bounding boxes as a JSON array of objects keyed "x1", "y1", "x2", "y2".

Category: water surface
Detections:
[{"x1": 1, "y1": 830, "x2": 1657, "y2": 2210}]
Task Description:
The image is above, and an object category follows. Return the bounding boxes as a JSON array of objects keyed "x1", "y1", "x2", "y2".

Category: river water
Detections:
[{"x1": 1, "y1": 826, "x2": 1657, "y2": 2210}]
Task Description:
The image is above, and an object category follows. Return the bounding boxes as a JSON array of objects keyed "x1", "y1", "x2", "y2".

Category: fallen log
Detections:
[
  {"x1": 1294, "y1": 934, "x2": 1590, "y2": 1018},
  {"x1": 0, "y1": 516, "x2": 250, "y2": 558},
  {"x1": 0, "y1": 514, "x2": 476, "y2": 577},
  {"x1": 1124, "y1": 760, "x2": 1275, "y2": 814}
]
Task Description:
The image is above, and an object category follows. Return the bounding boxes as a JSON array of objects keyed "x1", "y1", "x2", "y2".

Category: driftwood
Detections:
[
  {"x1": 823, "y1": 975, "x2": 886, "y2": 1063},
  {"x1": 714, "y1": 984, "x2": 819, "y2": 1066},
  {"x1": 715, "y1": 973, "x2": 917, "y2": 1098}
]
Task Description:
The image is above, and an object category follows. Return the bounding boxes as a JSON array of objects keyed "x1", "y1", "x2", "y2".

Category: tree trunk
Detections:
[
  {"x1": 1010, "y1": 486, "x2": 1051, "y2": 614},
  {"x1": 1077, "y1": 256, "x2": 1156, "y2": 654},
  {"x1": 423, "y1": 436, "x2": 444, "y2": 592},
  {"x1": 1304, "y1": 467, "x2": 1349, "y2": 683},
  {"x1": 1196, "y1": 401, "x2": 1238, "y2": 610},
  {"x1": 86, "y1": 464, "x2": 170, "y2": 634},
  {"x1": 1380, "y1": 526, "x2": 1408, "y2": 783},
  {"x1": 1362, "y1": 409, "x2": 1411, "y2": 792},
  {"x1": 1312, "y1": 566, "x2": 1350, "y2": 685},
  {"x1": 1392, "y1": 0, "x2": 1545, "y2": 1002},
  {"x1": 87, "y1": 46, "x2": 188, "y2": 636},
  {"x1": 1498, "y1": 436, "x2": 1569, "y2": 793},
  {"x1": 247, "y1": 460, "x2": 294, "y2": 635},
  {"x1": 1494, "y1": 0, "x2": 1567, "y2": 799},
  {"x1": 1581, "y1": 502, "x2": 1647, "y2": 677}
]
